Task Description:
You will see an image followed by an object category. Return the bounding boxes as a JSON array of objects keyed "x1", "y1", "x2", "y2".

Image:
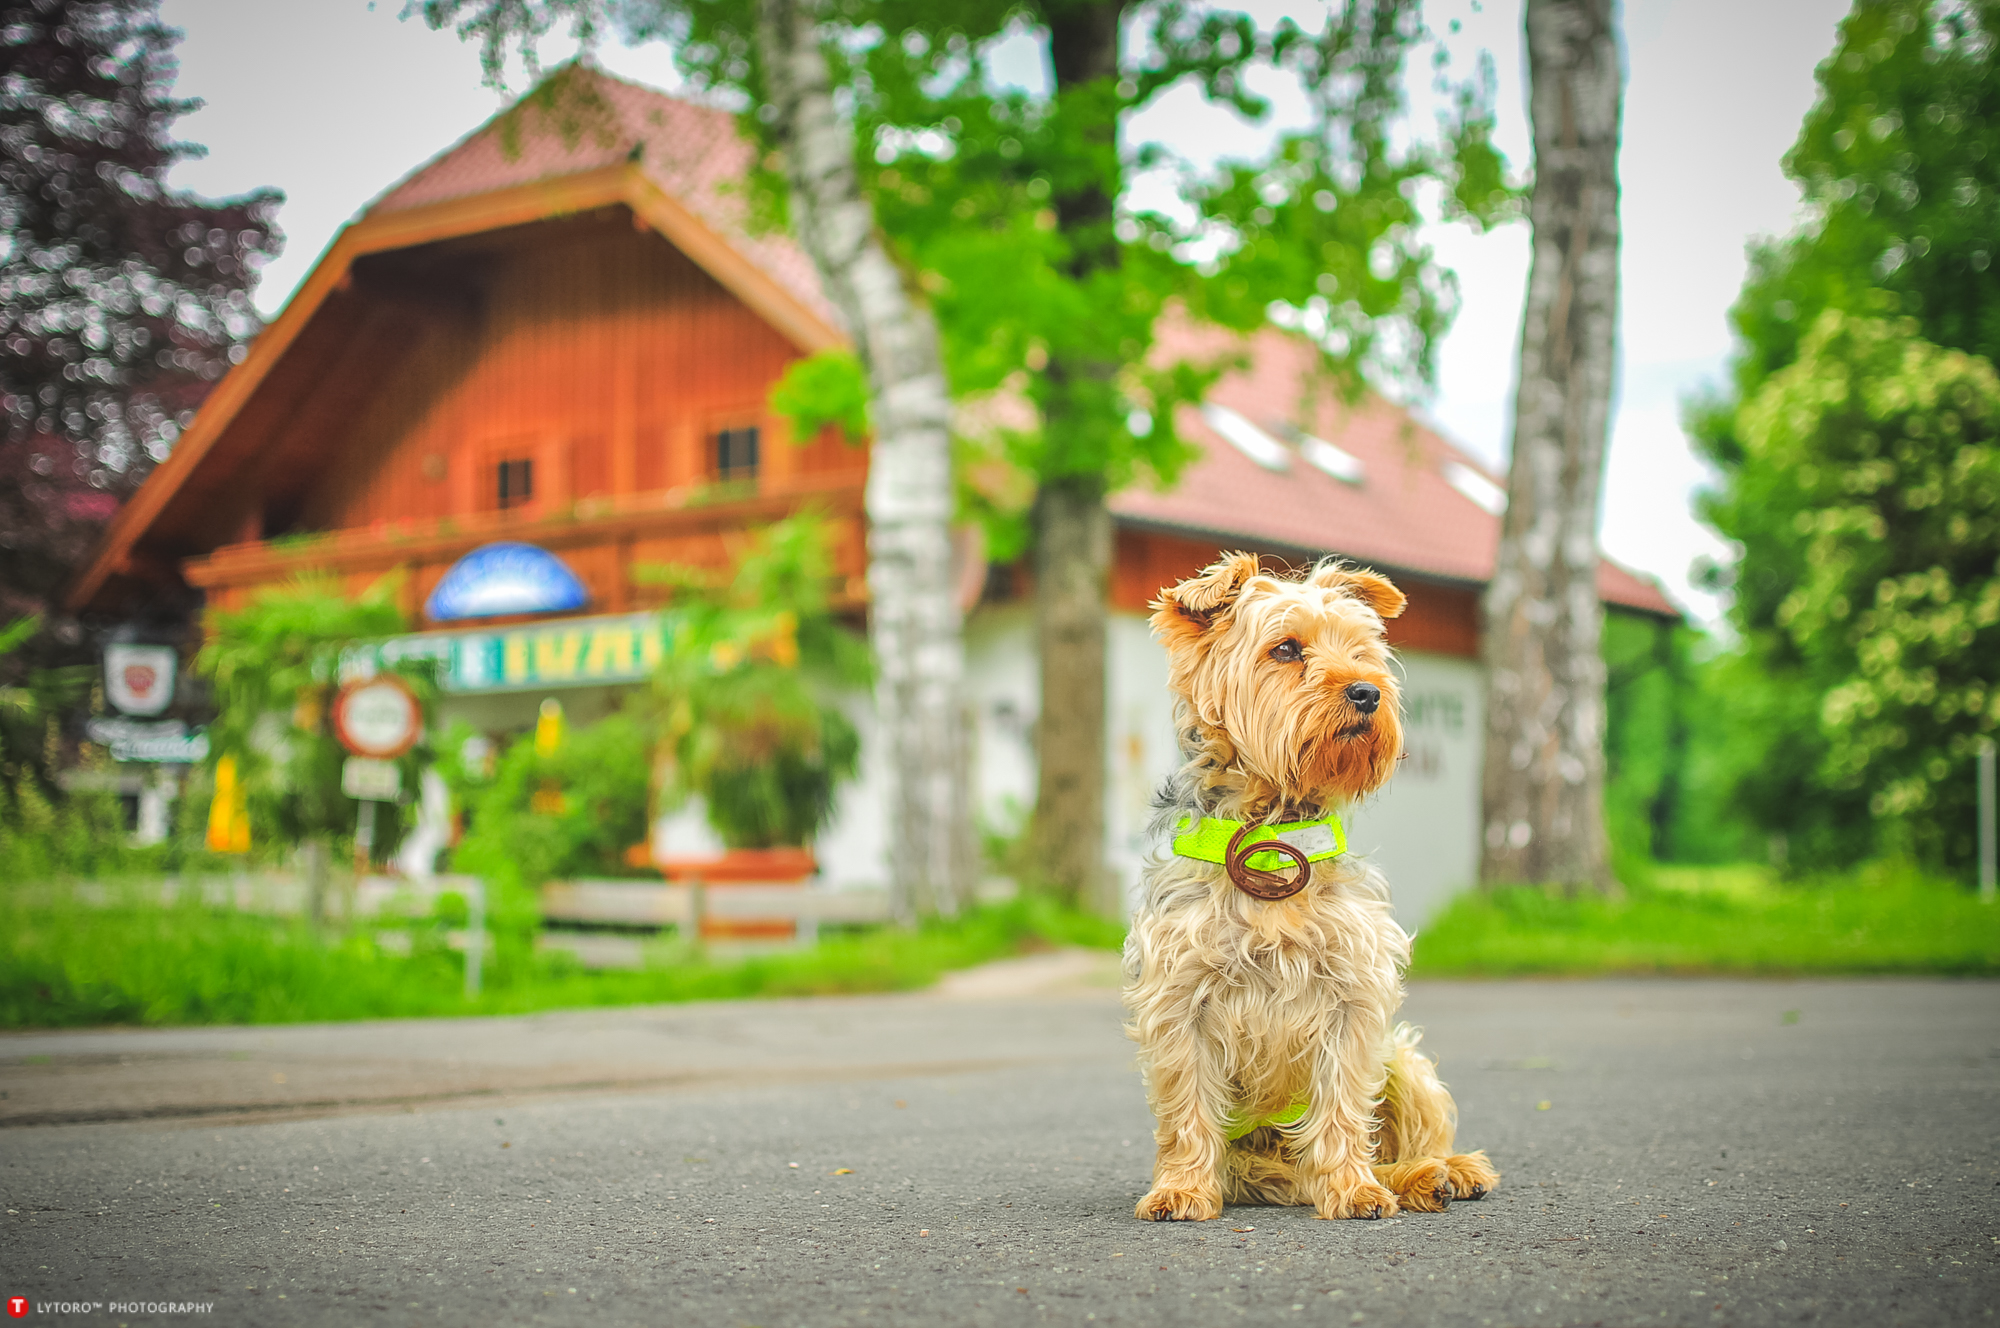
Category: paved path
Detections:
[{"x1": 2, "y1": 973, "x2": 1997, "y2": 1326}]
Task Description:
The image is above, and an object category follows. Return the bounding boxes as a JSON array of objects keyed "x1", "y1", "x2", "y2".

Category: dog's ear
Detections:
[
  {"x1": 1150, "y1": 551, "x2": 1261, "y2": 648},
  {"x1": 1310, "y1": 561, "x2": 1407, "y2": 620}
]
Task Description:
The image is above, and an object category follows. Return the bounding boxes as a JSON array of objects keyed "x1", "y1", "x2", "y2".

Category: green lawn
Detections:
[
  {"x1": 0, "y1": 891, "x2": 1123, "y2": 1029},
  {"x1": 1408, "y1": 863, "x2": 2000, "y2": 976}
]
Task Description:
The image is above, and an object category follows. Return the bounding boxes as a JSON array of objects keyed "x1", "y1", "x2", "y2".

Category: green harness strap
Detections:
[
  {"x1": 1226, "y1": 1101, "x2": 1310, "y2": 1141},
  {"x1": 1169, "y1": 813, "x2": 1347, "y2": 873}
]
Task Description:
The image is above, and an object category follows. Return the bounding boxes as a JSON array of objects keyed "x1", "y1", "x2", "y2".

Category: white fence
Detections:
[
  {"x1": 21, "y1": 872, "x2": 896, "y2": 977},
  {"x1": 26, "y1": 873, "x2": 489, "y2": 995}
]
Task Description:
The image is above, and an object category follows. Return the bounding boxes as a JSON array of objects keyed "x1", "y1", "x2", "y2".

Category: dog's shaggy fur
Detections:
[{"x1": 1123, "y1": 552, "x2": 1499, "y2": 1222}]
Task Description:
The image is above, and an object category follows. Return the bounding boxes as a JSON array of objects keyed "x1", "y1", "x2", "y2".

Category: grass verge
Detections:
[
  {"x1": 1409, "y1": 862, "x2": 2000, "y2": 976},
  {"x1": 21, "y1": 859, "x2": 1987, "y2": 1026},
  {"x1": 0, "y1": 891, "x2": 1125, "y2": 1029}
]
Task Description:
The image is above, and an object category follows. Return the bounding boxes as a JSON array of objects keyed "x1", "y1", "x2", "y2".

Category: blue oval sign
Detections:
[{"x1": 425, "y1": 543, "x2": 589, "y2": 622}]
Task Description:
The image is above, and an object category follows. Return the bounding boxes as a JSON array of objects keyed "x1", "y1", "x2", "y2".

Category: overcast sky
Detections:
[{"x1": 155, "y1": 0, "x2": 1854, "y2": 626}]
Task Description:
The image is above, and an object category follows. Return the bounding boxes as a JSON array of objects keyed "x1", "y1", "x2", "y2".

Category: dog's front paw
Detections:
[
  {"x1": 1444, "y1": 1151, "x2": 1499, "y2": 1201},
  {"x1": 1373, "y1": 1158, "x2": 1453, "y2": 1213},
  {"x1": 1310, "y1": 1178, "x2": 1400, "y2": 1221},
  {"x1": 1134, "y1": 1186, "x2": 1222, "y2": 1222}
]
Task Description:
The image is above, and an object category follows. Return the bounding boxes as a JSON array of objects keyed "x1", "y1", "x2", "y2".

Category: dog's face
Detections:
[{"x1": 1150, "y1": 552, "x2": 1406, "y2": 809}]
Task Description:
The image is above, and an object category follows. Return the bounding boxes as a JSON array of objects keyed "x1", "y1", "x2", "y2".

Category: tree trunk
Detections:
[
  {"x1": 1025, "y1": 1, "x2": 1124, "y2": 915},
  {"x1": 1029, "y1": 475, "x2": 1113, "y2": 911},
  {"x1": 1478, "y1": 0, "x2": 1622, "y2": 892},
  {"x1": 756, "y1": 0, "x2": 973, "y2": 921}
]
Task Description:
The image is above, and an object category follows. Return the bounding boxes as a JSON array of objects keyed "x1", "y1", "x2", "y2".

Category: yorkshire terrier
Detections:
[{"x1": 1124, "y1": 552, "x2": 1498, "y2": 1222}]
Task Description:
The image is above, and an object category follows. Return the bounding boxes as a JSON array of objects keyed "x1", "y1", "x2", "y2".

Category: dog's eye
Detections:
[{"x1": 1269, "y1": 638, "x2": 1304, "y2": 663}]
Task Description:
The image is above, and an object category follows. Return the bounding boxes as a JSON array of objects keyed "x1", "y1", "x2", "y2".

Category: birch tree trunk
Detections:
[
  {"x1": 1478, "y1": 0, "x2": 1622, "y2": 892},
  {"x1": 756, "y1": 0, "x2": 973, "y2": 920}
]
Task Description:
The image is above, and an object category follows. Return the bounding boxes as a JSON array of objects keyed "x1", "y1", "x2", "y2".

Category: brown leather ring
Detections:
[{"x1": 1225, "y1": 826, "x2": 1311, "y2": 901}]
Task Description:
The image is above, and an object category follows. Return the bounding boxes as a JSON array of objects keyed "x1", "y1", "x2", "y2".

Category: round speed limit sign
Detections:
[{"x1": 331, "y1": 675, "x2": 423, "y2": 758}]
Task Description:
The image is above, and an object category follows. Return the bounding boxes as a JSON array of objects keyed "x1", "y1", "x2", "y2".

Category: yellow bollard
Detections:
[
  {"x1": 534, "y1": 697, "x2": 564, "y2": 757},
  {"x1": 530, "y1": 698, "x2": 566, "y2": 813},
  {"x1": 206, "y1": 755, "x2": 251, "y2": 854}
]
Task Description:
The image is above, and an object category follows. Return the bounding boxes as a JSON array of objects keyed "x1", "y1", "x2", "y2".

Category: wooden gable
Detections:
[{"x1": 70, "y1": 75, "x2": 866, "y2": 622}]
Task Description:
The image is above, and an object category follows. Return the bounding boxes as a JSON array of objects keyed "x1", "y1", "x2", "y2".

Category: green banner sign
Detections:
[{"x1": 363, "y1": 612, "x2": 671, "y2": 694}]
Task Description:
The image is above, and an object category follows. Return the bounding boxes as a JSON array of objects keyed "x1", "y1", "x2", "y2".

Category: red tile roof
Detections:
[
  {"x1": 370, "y1": 66, "x2": 843, "y2": 335},
  {"x1": 363, "y1": 68, "x2": 1671, "y2": 619},
  {"x1": 1113, "y1": 322, "x2": 1678, "y2": 617}
]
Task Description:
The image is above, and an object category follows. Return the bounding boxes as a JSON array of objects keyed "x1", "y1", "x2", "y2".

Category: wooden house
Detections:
[{"x1": 71, "y1": 72, "x2": 868, "y2": 658}]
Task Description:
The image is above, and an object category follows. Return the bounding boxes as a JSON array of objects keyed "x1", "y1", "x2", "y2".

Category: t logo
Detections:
[{"x1": 6, "y1": 1296, "x2": 27, "y2": 1318}]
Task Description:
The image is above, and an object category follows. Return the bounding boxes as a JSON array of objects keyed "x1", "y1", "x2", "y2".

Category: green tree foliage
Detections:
[
  {"x1": 1722, "y1": 0, "x2": 2000, "y2": 397},
  {"x1": 1739, "y1": 313, "x2": 2000, "y2": 859},
  {"x1": 0, "y1": 615, "x2": 58, "y2": 814},
  {"x1": 1601, "y1": 610, "x2": 1689, "y2": 871},
  {"x1": 1693, "y1": 0, "x2": 2000, "y2": 871},
  {"x1": 0, "y1": 0, "x2": 281, "y2": 624},
  {"x1": 650, "y1": 0, "x2": 1513, "y2": 530},
  {"x1": 0, "y1": 612, "x2": 127, "y2": 879},
  {"x1": 768, "y1": 348, "x2": 871, "y2": 444},
  {"x1": 644, "y1": 512, "x2": 870, "y2": 848},
  {"x1": 195, "y1": 575, "x2": 430, "y2": 856}
]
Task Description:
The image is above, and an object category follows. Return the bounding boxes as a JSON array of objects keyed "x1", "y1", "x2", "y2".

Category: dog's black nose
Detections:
[{"x1": 1345, "y1": 681, "x2": 1381, "y2": 713}]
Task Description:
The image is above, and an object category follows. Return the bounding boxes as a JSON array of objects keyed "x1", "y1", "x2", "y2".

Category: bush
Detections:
[
  {"x1": 0, "y1": 781, "x2": 184, "y2": 882},
  {"x1": 447, "y1": 710, "x2": 656, "y2": 884},
  {"x1": 641, "y1": 513, "x2": 870, "y2": 849}
]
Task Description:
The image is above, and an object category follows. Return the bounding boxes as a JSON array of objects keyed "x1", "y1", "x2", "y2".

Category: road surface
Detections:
[{"x1": 2, "y1": 960, "x2": 1996, "y2": 1326}]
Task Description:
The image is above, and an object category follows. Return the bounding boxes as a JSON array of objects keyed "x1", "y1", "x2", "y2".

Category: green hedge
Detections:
[
  {"x1": 1410, "y1": 863, "x2": 2000, "y2": 976},
  {"x1": 0, "y1": 891, "x2": 1122, "y2": 1029}
]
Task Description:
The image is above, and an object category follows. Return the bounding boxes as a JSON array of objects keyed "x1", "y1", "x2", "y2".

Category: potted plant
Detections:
[{"x1": 643, "y1": 514, "x2": 869, "y2": 932}]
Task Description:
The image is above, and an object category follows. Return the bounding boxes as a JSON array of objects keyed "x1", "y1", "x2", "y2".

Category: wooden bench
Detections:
[
  {"x1": 541, "y1": 879, "x2": 891, "y2": 926},
  {"x1": 538, "y1": 878, "x2": 892, "y2": 961}
]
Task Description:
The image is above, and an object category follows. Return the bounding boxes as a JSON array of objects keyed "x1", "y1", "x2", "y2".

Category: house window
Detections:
[
  {"x1": 496, "y1": 457, "x2": 533, "y2": 509},
  {"x1": 713, "y1": 426, "x2": 759, "y2": 483}
]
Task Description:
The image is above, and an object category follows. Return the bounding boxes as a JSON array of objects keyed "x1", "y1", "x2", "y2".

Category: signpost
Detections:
[
  {"x1": 1980, "y1": 740, "x2": 1995, "y2": 903},
  {"x1": 340, "y1": 756, "x2": 403, "y2": 802},
  {"x1": 97, "y1": 638, "x2": 191, "y2": 846},
  {"x1": 332, "y1": 676, "x2": 423, "y2": 759},
  {"x1": 103, "y1": 643, "x2": 177, "y2": 716},
  {"x1": 332, "y1": 675, "x2": 422, "y2": 869},
  {"x1": 85, "y1": 717, "x2": 207, "y2": 764}
]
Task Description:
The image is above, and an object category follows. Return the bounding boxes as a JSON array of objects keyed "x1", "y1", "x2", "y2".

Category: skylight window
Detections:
[
  {"x1": 1200, "y1": 404, "x2": 1290, "y2": 472},
  {"x1": 1296, "y1": 432, "x2": 1366, "y2": 485},
  {"x1": 1444, "y1": 460, "x2": 1507, "y2": 515}
]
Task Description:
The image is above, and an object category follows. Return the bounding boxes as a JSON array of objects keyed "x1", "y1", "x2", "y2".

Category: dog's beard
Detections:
[{"x1": 1296, "y1": 714, "x2": 1399, "y2": 804}]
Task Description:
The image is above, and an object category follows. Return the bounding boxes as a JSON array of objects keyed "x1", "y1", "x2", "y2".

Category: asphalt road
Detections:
[{"x1": 3, "y1": 967, "x2": 1997, "y2": 1327}]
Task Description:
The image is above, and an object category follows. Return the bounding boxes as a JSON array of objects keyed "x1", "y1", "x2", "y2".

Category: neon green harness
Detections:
[{"x1": 1169, "y1": 814, "x2": 1348, "y2": 872}]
